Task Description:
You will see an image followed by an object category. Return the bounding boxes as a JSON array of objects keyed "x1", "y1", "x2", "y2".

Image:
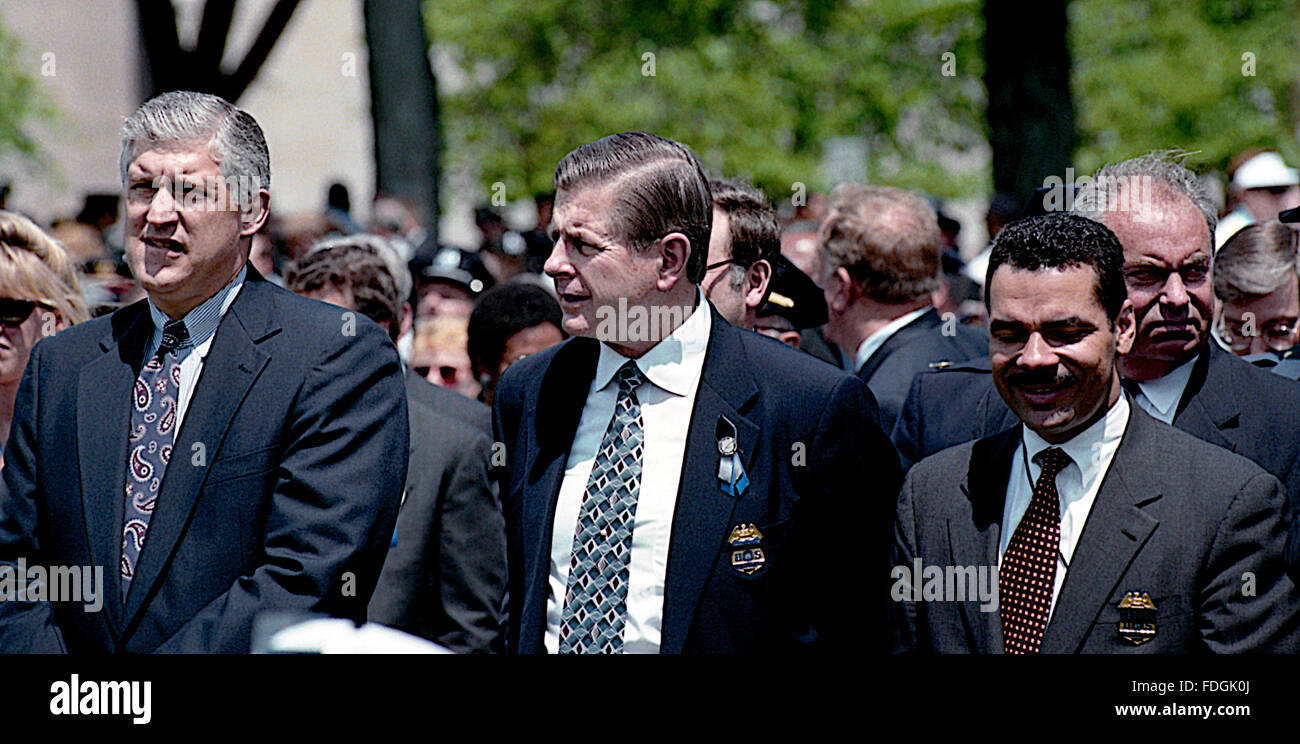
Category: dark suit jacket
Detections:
[
  {"x1": 493, "y1": 304, "x2": 901, "y2": 653},
  {"x1": 0, "y1": 265, "x2": 408, "y2": 653},
  {"x1": 893, "y1": 347, "x2": 1300, "y2": 527},
  {"x1": 857, "y1": 307, "x2": 987, "y2": 435},
  {"x1": 893, "y1": 405, "x2": 1300, "y2": 652},
  {"x1": 368, "y1": 373, "x2": 506, "y2": 653}
]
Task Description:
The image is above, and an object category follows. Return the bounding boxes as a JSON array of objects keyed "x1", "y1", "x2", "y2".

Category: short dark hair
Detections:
[
  {"x1": 984, "y1": 213, "x2": 1127, "y2": 322},
  {"x1": 710, "y1": 178, "x2": 780, "y2": 288},
  {"x1": 285, "y1": 239, "x2": 402, "y2": 342},
  {"x1": 554, "y1": 131, "x2": 712, "y2": 283},
  {"x1": 467, "y1": 283, "x2": 563, "y2": 376}
]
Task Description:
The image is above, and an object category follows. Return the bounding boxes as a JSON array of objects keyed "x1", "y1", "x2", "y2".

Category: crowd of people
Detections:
[{"x1": 0, "y1": 89, "x2": 1298, "y2": 653}]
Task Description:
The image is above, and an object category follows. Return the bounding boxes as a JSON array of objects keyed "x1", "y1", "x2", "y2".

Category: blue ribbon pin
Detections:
[{"x1": 716, "y1": 416, "x2": 749, "y2": 497}]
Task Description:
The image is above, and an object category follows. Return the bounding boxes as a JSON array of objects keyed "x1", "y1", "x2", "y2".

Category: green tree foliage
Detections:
[
  {"x1": 0, "y1": 19, "x2": 53, "y2": 163},
  {"x1": 1071, "y1": 0, "x2": 1300, "y2": 174},
  {"x1": 429, "y1": 0, "x2": 987, "y2": 201}
]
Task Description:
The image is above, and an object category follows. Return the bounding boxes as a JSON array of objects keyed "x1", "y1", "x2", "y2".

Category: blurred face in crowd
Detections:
[
  {"x1": 0, "y1": 293, "x2": 55, "y2": 386},
  {"x1": 500, "y1": 322, "x2": 563, "y2": 377},
  {"x1": 124, "y1": 139, "x2": 268, "y2": 319},
  {"x1": 1104, "y1": 191, "x2": 1212, "y2": 381},
  {"x1": 414, "y1": 345, "x2": 476, "y2": 397},
  {"x1": 1219, "y1": 272, "x2": 1300, "y2": 355},
  {"x1": 989, "y1": 264, "x2": 1134, "y2": 444},
  {"x1": 1239, "y1": 185, "x2": 1300, "y2": 223},
  {"x1": 701, "y1": 208, "x2": 770, "y2": 328},
  {"x1": 546, "y1": 183, "x2": 682, "y2": 356},
  {"x1": 417, "y1": 281, "x2": 474, "y2": 320}
]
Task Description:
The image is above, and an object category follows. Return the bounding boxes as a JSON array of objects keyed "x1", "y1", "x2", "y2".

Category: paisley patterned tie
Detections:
[{"x1": 121, "y1": 319, "x2": 188, "y2": 600}]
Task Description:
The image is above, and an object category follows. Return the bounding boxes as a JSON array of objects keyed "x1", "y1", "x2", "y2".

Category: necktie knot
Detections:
[
  {"x1": 159, "y1": 319, "x2": 189, "y2": 354},
  {"x1": 1035, "y1": 446, "x2": 1071, "y2": 481},
  {"x1": 614, "y1": 361, "x2": 646, "y2": 394}
]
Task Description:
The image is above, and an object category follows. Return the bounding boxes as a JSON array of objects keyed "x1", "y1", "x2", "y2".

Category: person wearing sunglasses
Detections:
[{"x1": 0, "y1": 212, "x2": 90, "y2": 462}]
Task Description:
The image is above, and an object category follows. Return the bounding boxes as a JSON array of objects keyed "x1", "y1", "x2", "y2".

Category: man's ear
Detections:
[
  {"x1": 1115, "y1": 298, "x2": 1136, "y2": 355},
  {"x1": 744, "y1": 259, "x2": 772, "y2": 310},
  {"x1": 239, "y1": 189, "x2": 271, "y2": 238},
  {"x1": 655, "y1": 231, "x2": 691, "y2": 291},
  {"x1": 826, "y1": 266, "x2": 854, "y2": 313}
]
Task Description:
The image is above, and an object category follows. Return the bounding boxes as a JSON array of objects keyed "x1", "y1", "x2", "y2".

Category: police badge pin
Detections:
[
  {"x1": 727, "y1": 523, "x2": 765, "y2": 575},
  {"x1": 1117, "y1": 591, "x2": 1157, "y2": 645}
]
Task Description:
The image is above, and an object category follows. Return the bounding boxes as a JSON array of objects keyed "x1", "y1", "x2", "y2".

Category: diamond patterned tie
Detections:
[
  {"x1": 1000, "y1": 446, "x2": 1071, "y2": 654},
  {"x1": 558, "y1": 361, "x2": 647, "y2": 653},
  {"x1": 121, "y1": 319, "x2": 189, "y2": 599}
]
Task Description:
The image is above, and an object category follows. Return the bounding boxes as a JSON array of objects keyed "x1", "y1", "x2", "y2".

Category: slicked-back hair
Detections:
[
  {"x1": 711, "y1": 178, "x2": 780, "y2": 290},
  {"x1": 818, "y1": 183, "x2": 942, "y2": 303},
  {"x1": 985, "y1": 213, "x2": 1127, "y2": 323},
  {"x1": 554, "y1": 132, "x2": 712, "y2": 284},
  {"x1": 1072, "y1": 149, "x2": 1217, "y2": 242},
  {"x1": 120, "y1": 90, "x2": 270, "y2": 208},
  {"x1": 286, "y1": 238, "x2": 402, "y2": 343},
  {"x1": 1214, "y1": 219, "x2": 1299, "y2": 304}
]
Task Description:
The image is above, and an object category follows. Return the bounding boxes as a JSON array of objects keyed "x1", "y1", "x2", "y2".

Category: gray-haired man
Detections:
[{"x1": 0, "y1": 91, "x2": 408, "y2": 653}]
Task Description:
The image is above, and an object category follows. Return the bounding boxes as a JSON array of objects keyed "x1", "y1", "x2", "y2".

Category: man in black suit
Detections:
[
  {"x1": 285, "y1": 236, "x2": 506, "y2": 653},
  {"x1": 893, "y1": 213, "x2": 1298, "y2": 653},
  {"x1": 816, "y1": 184, "x2": 986, "y2": 433},
  {"x1": 494, "y1": 132, "x2": 900, "y2": 653},
  {"x1": 892, "y1": 154, "x2": 1300, "y2": 571},
  {"x1": 0, "y1": 91, "x2": 408, "y2": 653}
]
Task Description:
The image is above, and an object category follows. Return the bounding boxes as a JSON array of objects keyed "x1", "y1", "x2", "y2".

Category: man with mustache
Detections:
[
  {"x1": 0, "y1": 91, "x2": 408, "y2": 652},
  {"x1": 892, "y1": 153, "x2": 1300, "y2": 571},
  {"x1": 493, "y1": 131, "x2": 900, "y2": 653},
  {"x1": 892, "y1": 213, "x2": 1298, "y2": 652}
]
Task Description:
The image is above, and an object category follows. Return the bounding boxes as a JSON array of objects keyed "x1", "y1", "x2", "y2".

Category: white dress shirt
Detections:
[
  {"x1": 143, "y1": 266, "x2": 246, "y2": 440},
  {"x1": 545, "y1": 289, "x2": 711, "y2": 654},
  {"x1": 999, "y1": 394, "x2": 1130, "y2": 620},
  {"x1": 1131, "y1": 356, "x2": 1196, "y2": 424},
  {"x1": 854, "y1": 306, "x2": 931, "y2": 373}
]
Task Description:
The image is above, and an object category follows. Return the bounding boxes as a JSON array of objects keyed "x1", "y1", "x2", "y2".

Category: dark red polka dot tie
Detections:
[{"x1": 1000, "y1": 446, "x2": 1070, "y2": 654}]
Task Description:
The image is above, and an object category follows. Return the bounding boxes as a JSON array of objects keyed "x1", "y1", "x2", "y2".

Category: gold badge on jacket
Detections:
[
  {"x1": 1117, "y1": 592, "x2": 1157, "y2": 645},
  {"x1": 728, "y1": 523, "x2": 765, "y2": 575}
]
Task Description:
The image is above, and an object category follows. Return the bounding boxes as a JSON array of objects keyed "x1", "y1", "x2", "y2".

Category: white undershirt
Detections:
[
  {"x1": 999, "y1": 394, "x2": 1130, "y2": 620},
  {"x1": 1131, "y1": 356, "x2": 1196, "y2": 424},
  {"x1": 545, "y1": 289, "x2": 711, "y2": 654}
]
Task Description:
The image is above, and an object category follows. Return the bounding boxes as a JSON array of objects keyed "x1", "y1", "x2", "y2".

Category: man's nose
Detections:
[
  {"x1": 146, "y1": 184, "x2": 179, "y2": 227},
  {"x1": 1019, "y1": 332, "x2": 1058, "y2": 368},
  {"x1": 1160, "y1": 272, "x2": 1190, "y2": 311},
  {"x1": 543, "y1": 238, "x2": 571, "y2": 278}
]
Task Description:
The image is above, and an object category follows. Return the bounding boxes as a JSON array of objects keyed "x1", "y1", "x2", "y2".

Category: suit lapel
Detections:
[
  {"x1": 77, "y1": 303, "x2": 153, "y2": 635},
  {"x1": 954, "y1": 428, "x2": 1018, "y2": 653},
  {"x1": 520, "y1": 337, "x2": 598, "y2": 648},
  {"x1": 1172, "y1": 346, "x2": 1241, "y2": 453},
  {"x1": 857, "y1": 308, "x2": 938, "y2": 381},
  {"x1": 1041, "y1": 408, "x2": 1161, "y2": 653},
  {"x1": 661, "y1": 311, "x2": 758, "y2": 654},
  {"x1": 122, "y1": 273, "x2": 278, "y2": 622}
]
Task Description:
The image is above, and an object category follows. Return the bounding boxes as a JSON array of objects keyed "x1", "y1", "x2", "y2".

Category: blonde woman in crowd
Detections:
[{"x1": 0, "y1": 211, "x2": 90, "y2": 463}]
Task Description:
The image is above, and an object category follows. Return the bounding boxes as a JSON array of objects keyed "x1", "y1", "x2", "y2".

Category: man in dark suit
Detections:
[
  {"x1": 893, "y1": 213, "x2": 1298, "y2": 653},
  {"x1": 0, "y1": 91, "x2": 408, "y2": 653},
  {"x1": 285, "y1": 236, "x2": 506, "y2": 653},
  {"x1": 494, "y1": 132, "x2": 900, "y2": 654},
  {"x1": 816, "y1": 184, "x2": 986, "y2": 433},
  {"x1": 892, "y1": 153, "x2": 1300, "y2": 570}
]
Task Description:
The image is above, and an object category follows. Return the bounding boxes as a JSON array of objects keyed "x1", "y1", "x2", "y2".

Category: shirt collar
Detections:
[
  {"x1": 1022, "y1": 392, "x2": 1130, "y2": 483},
  {"x1": 146, "y1": 265, "x2": 247, "y2": 352},
  {"x1": 854, "y1": 306, "x2": 931, "y2": 372},
  {"x1": 593, "y1": 287, "x2": 711, "y2": 397},
  {"x1": 1133, "y1": 354, "x2": 1197, "y2": 418}
]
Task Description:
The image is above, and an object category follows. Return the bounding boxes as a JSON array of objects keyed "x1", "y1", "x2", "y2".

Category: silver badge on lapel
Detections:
[
  {"x1": 728, "y1": 523, "x2": 765, "y2": 575},
  {"x1": 716, "y1": 417, "x2": 749, "y2": 497},
  {"x1": 1117, "y1": 591, "x2": 1157, "y2": 645}
]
